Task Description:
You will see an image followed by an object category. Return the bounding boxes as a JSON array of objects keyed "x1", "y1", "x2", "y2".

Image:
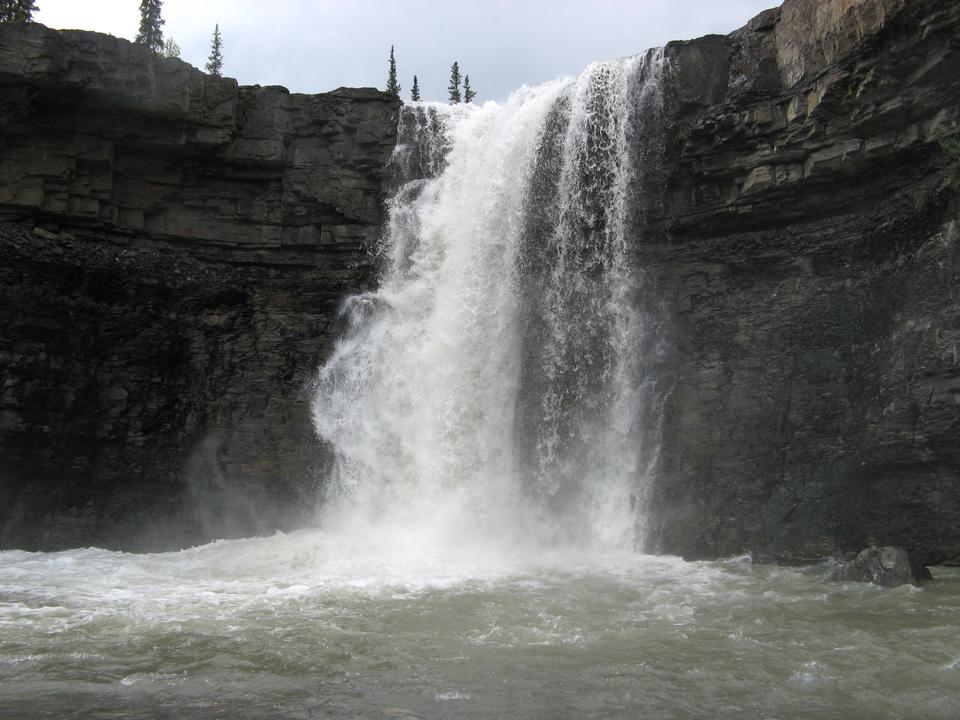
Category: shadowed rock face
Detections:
[
  {"x1": 0, "y1": 0, "x2": 957, "y2": 564},
  {"x1": 0, "y1": 24, "x2": 399, "y2": 550},
  {"x1": 643, "y1": 0, "x2": 960, "y2": 567}
]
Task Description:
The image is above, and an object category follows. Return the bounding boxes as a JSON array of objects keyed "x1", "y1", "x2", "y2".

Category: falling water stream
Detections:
[
  {"x1": 313, "y1": 53, "x2": 667, "y2": 553},
  {"x1": 2, "y1": 56, "x2": 959, "y2": 720}
]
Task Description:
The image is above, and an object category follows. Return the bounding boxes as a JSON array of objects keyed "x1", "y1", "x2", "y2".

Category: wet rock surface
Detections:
[
  {"x1": 827, "y1": 546, "x2": 917, "y2": 587},
  {"x1": 0, "y1": 24, "x2": 398, "y2": 550},
  {"x1": 645, "y1": 0, "x2": 960, "y2": 567},
  {"x1": 1, "y1": 0, "x2": 958, "y2": 561}
]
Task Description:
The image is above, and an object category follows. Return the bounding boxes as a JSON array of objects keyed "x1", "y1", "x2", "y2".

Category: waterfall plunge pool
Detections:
[{"x1": 2, "y1": 530, "x2": 959, "y2": 719}]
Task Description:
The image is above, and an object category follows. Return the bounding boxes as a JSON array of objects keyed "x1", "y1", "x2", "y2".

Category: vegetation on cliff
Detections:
[
  {"x1": 386, "y1": 45, "x2": 400, "y2": 97},
  {"x1": 205, "y1": 23, "x2": 223, "y2": 76},
  {"x1": 135, "y1": 0, "x2": 164, "y2": 53},
  {"x1": 448, "y1": 61, "x2": 462, "y2": 103},
  {"x1": 0, "y1": 0, "x2": 36, "y2": 22}
]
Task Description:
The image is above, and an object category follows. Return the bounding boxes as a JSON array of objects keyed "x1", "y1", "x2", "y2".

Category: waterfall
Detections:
[{"x1": 312, "y1": 50, "x2": 666, "y2": 552}]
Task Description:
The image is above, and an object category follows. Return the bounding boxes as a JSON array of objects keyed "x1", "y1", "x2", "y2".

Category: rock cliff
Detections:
[
  {"x1": 0, "y1": 24, "x2": 398, "y2": 549},
  {"x1": 646, "y1": 0, "x2": 960, "y2": 567},
  {"x1": 0, "y1": 0, "x2": 957, "y2": 565}
]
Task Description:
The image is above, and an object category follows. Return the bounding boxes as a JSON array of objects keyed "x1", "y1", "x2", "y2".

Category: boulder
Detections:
[{"x1": 827, "y1": 546, "x2": 921, "y2": 587}]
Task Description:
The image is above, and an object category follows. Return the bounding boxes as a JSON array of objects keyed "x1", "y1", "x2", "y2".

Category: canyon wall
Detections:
[
  {"x1": 0, "y1": 0, "x2": 957, "y2": 564},
  {"x1": 645, "y1": 0, "x2": 959, "y2": 566},
  {"x1": 0, "y1": 24, "x2": 398, "y2": 549}
]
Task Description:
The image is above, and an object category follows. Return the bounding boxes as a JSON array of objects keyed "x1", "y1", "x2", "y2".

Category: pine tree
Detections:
[
  {"x1": 464, "y1": 75, "x2": 476, "y2": 104},
  {"x1": 410, "y1": 75, "x2": 420, "y2": 102},
  {"x1": 135, "y1": 0, "x2": 164, "y2": 54},
  {"x1": 162, "y1": 36, "x2": 180, "y2": 58},
  {"x1": 447, "y1": 61, "x2": 461, "y2": 104},
  {"x1": 205, "y1": 24, "x2": 223, "y2": 76},
  {"x1": 385, "y1": 45, "x2": 400, "y2": 97},
  {"x1": 0, "y1": 0, "x2": 38, "y2": 22}
]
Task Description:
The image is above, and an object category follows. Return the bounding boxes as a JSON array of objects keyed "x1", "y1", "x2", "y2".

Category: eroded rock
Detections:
[{"x1": 827, "y1": 546, "x2": 921, "y2": 587}]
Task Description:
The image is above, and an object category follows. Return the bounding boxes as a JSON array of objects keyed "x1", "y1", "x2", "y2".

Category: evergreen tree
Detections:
[
  {"x1": 463, "y1": 75, "x2": 476, "y2": 104},
  {"x1": 447, "y1": 61, "x2": 461, "y2": 104},
  {"x1": 385, "y1": 45, "x2": 400, "y2": 97},
  {"x1": 410, "y1": 75, "x2": 420, "y2": 102},
  {"x1": 135, "y1": 0, "x2": 164, "y2": 54},
  {"x1": 162, "y1": 36, "x2": 180, "y2": 58},
  {"x1": 205, "y1": 24, "x2": 223, "y2": 76},
  {"x1": 0, "y1": 0, "x2": 38, "y2": 22}
]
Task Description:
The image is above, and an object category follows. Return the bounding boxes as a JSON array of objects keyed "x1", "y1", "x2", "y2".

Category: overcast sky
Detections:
[{"x1": 36, "y1": 1, "x2": 780, "y2": 101}]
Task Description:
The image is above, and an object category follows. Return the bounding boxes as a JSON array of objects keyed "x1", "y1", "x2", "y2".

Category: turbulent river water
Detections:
[
  {"x1": 3, "y1": 56, "x2": 960, "y2": 720},
  {"x1": 2, "y1": 535, "x2": 959, "y2": 719}
]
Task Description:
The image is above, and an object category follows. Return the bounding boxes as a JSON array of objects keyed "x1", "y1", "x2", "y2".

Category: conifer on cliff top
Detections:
[
  {"x1": 464, "y1": 75, "x2": 476, "y2": 104},
  {"x1": 206, "y1": 24, "x2": 223, "y2": 76},
  {"x1": 410, "y1": 75, "x2": 421, "y2": 102},
  {"x1": 386, "y1": 45, "x2": 400, "y2": 97},
  {"x1": 0, "y1": 0, "x2": 38, "y2": 22},
  {"x1": 135, "y1": 0, "x2": 164, "y2": 53},
  {"x1": 448, "y1": 61, "x2": 461, "y2": 104}
]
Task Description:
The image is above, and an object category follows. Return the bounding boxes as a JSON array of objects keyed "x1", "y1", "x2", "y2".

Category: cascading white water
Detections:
[{"x1": 312, "y1": 51, "x2": 665, "y2": 552}]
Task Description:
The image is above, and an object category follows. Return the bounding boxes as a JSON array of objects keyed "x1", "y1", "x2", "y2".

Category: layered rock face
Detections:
[
  {"x1": 0, "y1": 24, "x2": 398, "y2": 549},
  {"x1": 645, "y1": 0, "x2": 960, "y2": 566},
  {"x1": 0, "y1": 1, "x2": 957, "y2": 565}
]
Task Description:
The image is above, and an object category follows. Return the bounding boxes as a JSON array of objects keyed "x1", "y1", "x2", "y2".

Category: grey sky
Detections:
[{"x1": 36, "y1": 1, "x2": 780, "y2": 101}]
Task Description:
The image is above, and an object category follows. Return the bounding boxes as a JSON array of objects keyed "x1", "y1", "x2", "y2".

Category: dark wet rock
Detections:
[
  {"x1": 1, "y1": 0, "x2": 959, "y2": 561},
  {"x1": 0, "y1": 23, "x2": 399, "y2": 551},
  {"x1": 827, "y1": 546, "x2": 918, "y2": 587},
  {"x1": 642, "y1": 0, "x2": 960, "y2": 569}
]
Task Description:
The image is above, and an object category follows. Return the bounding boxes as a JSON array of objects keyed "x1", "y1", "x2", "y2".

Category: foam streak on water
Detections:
[{"x1": 313, "y1": 53, "x2": 664, "y2": 552}]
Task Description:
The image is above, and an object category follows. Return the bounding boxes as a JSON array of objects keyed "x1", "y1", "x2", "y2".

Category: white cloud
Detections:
[{"x1": 36, "y1": 0, "x2": 781, "y2": 101}]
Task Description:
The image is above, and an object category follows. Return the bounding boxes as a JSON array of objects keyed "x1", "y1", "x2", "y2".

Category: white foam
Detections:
[{"x1": 312, "y1": 52, "x2": 667, "y2": 558}]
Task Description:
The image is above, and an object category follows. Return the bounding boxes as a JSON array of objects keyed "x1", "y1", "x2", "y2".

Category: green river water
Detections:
[{"x1": 1, "y1": 531, "x2": 957, "y2": 719}]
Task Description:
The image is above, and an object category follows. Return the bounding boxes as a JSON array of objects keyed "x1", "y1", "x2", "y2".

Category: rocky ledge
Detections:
[{"x1": 0, "y1": 23, "x2": 398, "y2": 550}]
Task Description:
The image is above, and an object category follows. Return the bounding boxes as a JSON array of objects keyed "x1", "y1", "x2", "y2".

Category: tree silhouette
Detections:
[
  {"x1": 448, "y1": 61, "x2": 461, "y2": 104},
  {"x1": 464, "y1": 75, "x2": 476, "y2": 103},
  {"x1": 135, "y1": 0, "x2": 164, "y2": 53},
  {"x1": 162, "y1": 36, "x2": 180, "y2": 58},
  {"x1": 386, "y1": 45, "x2": 400, "y2": 97},
  {"x1": 205, "y1": 24, "x2": 223, "y2": 76},
  {"x1": 0, "y1": 0, "x2": 38, "y2": 22},
  {"x1": 410, "y1": 75, "x2": 421, "y2": 102}
]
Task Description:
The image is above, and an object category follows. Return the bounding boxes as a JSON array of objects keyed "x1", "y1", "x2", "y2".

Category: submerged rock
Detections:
[{"x1": 828, "y1": 546, "x2": 922, "y2": 587}]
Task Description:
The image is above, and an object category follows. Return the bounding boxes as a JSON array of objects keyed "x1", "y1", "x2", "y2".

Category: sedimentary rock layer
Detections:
[
  {"x1": 0, "y1": 24, "x2": 398, "y2": 549},
  {"x1": 647, "y1": 0, "x2": 960, "y2": 566},
  {"x1": 0, "y1": 0, "x2": 957, "y2": 564}
]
